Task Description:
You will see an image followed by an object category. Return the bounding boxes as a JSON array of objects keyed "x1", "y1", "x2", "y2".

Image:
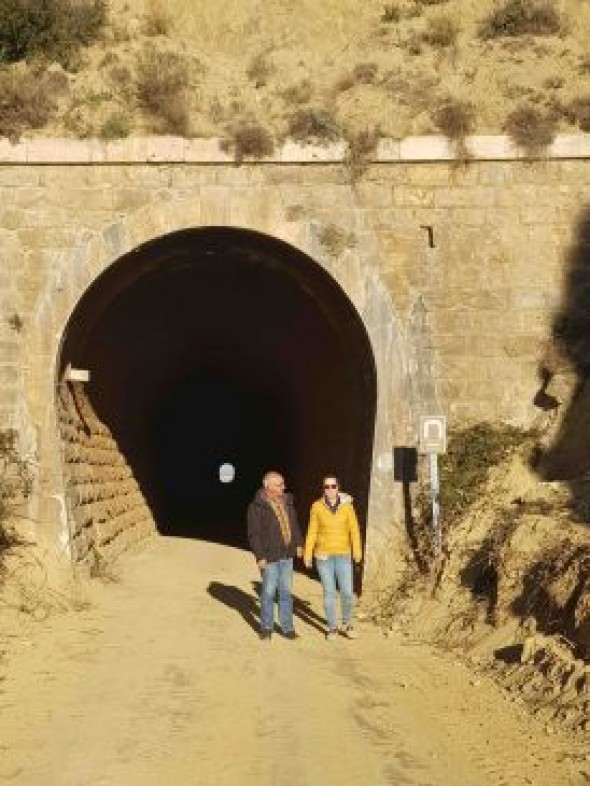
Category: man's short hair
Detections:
[{"x1": 263, "y1": 470, "x2": 283, "y2": 488}]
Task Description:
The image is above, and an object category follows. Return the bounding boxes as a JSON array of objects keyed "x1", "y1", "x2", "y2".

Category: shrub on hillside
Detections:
[
  {"x1": 345, "y1": 127, "x2": 381, "y2": 181},
  {"x1": 0, "y1": 0, "x2": 106, "y2": 66},
  {"x1": 0, "y1": 429, "x2": 31, "y2": 570},
  {"x1": 424, "y1": 423, "x2": 528, "y2": 527},
  {"x1": 478, "y1": 0, "x2": 562, "y2": 39},
  {"x1": 433, "y1": 98, "x2": 475, "y2": 141},
  {"x1": 280, "y1": 79, "x2": 313, "y2": 106},
  {"x1": 422, "y1": 13, "x2": 459, "y2": 47},
  {"x1": 99, "y1": 111, "x2": 131, "y2": 139},
  {"x1": 381, "y1": 4, "x2": 402, "y2": 23},
  {"x1": 569, "y1": 97, "x2": 590, "y2": 133},
  {"x1": 287, "y1": 108, "x2": 341, "y2": 145},
  {"x1": 137, "y1": 49, "x2": 191, "y2": 135},
  {"x1": 0, "y1": 67, "x2": 56, "y2": 139},
  {"x1": 143, "y1": 0, "x2": 172, "y2": 36},
  {"x1": 504, "y1": 104, "x2": 556, "y2": 155},
  {"x1": 222, "y1": 121, "x2": 275, "y2": 163}
]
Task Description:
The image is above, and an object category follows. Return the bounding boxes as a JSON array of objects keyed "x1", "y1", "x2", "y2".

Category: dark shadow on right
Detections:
[{"x1": 533, "y1": 205, "x2": 590, "y2": 492}]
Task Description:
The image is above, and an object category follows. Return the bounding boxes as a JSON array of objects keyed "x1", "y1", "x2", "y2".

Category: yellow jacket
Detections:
[{"x1": 304, "y1": 494, "x2": 362, "y2": 563}]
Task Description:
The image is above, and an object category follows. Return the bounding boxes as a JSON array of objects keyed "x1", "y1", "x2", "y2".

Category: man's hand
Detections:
[
  {"x1": 257, "y1": 559, "x2": 267, "y2": 571},
  {"x1": 296, "y1": 546, "x2": 303, "y2": 558}
]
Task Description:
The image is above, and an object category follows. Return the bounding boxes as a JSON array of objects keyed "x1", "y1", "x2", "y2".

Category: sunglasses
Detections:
[{"x1": 324, "y1": 483, "x2": 338, "y2": 489}]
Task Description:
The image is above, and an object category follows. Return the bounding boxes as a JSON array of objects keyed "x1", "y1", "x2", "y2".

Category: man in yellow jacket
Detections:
[{"x1": 304, "y1": 475, "x2": 362, "y2": 641}]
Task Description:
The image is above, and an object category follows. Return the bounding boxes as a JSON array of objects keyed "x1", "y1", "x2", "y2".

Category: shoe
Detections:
[
  {"x1": 259, "y1": 629, "x2": 272, "y2": 641},
  {"x1": 341, "y1": 624, "x2": 357, "y2": 639},
  {"x1": 283, "y1": 630, "x2": 299, "y2": 640},
  {"x1": 326, "y1": 629, "x2": 338, "y2": 642}
]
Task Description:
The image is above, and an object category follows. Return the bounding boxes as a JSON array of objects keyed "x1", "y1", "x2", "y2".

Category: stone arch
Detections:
[{"x1": 28, "y1": 196, "x2": 407, "y2": 576}]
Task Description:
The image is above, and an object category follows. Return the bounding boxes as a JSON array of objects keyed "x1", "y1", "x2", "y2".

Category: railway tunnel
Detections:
[{"x1": 59, "y1": 228, "x2": 376, "y2": 554}]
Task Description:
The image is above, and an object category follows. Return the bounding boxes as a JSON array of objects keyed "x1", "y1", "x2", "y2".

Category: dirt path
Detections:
[{"x1": 0, "y1": 538, "x2": 587, "y2": 786}]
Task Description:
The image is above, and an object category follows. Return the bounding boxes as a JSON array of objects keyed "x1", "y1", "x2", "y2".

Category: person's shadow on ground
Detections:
[{"x1": 207, "y1": 580, "x2": 327, "y2": 636}]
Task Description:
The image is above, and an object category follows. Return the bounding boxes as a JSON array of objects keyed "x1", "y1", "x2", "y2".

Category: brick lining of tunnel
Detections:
[{"x1": 57, "y1": 381, "x2": 155, "y2": 567}]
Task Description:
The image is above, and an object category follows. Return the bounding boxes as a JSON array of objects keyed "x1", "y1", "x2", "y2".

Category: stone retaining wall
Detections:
[{"x1": 56, "y1": 382, "x2": 155, "y2": 568}]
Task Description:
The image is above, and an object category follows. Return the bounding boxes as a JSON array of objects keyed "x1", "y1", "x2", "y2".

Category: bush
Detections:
[
  {"x1": 246, "y1": 52, "x2": 274, "y2": 88},
  {"x1": 569, "y1": 97, "x2": 590, "y2": 133},
  {"x1": 0, "y1": 0, "x2": 106, "y2": 66},
  {"x1": 0, "y1": 66, "x2": 56, "y2": 139},
  {"x1": 99, "y1": 111, "x2": 131, "y2": 139},
  {"x1": 280, "y1": 79, "x2": 312, "y2": 106},
  {"x1": 0, "y1": 429, "x2": 31, "y2": 566},
  {"x1": 422, "y1": 13, "x2": 459, "y2": 47},
  {"x1": 137, "y1": 50, "x2": 191, "y2": 135},
  {"x1": 287, "y1": 108, "x2": 341, "y2": 145},
  {"x1": 352, "y1": 62, "x2": 379, "y2": 85},
  {"x1": 423, "y1": 423, "x2": 528, "y2": 528},
  {"x1": 345, "y1": 127, "x2": 381, "y2": 180},
  {"x1": 433, "y1": 98, "x2": 475, "y2": 140},
  {"x1": 478, "y1": 0, "x2": 562, "y2": 39},
  {"x1": 504, "y1": 104, "x2": 556, "y2": 155},
  {"x1": 223, "y1": 121, "x2": 274, "y2": 163},
  {"x1": 381, "y1": 3, "x2": 401, "y2": 23},
  {"x1": 143, "y1": 0, "x2": 172, "y2": 36}
]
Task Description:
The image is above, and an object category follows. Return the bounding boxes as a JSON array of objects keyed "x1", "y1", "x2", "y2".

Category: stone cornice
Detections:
[{"x1": 0, "y1": 134, "x2": 590, "y2": 164}]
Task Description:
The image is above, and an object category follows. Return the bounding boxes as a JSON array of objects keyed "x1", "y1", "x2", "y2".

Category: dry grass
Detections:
[
  {"x1": 136, "y1": 49, "x2": 192, "y2": 135},
  {"x1": 0, "y1": 0, "x2": 589, "y2": 141},
  {"x1": 422, "y1": 13, "x2": 459, "y2": 47}
]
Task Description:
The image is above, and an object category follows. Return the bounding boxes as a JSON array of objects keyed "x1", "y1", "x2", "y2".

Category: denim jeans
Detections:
[
  {"x1": 260, "y1": 558, "x2": 294, "y2": 633},
  {"x1": 316, "y1": 555, "x2": 354, "y2": 631}
]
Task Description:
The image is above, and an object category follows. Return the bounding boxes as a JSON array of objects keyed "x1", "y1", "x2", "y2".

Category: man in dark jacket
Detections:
[{"x1": 247, "y1": 470, "x2": 303, "y2": 640}]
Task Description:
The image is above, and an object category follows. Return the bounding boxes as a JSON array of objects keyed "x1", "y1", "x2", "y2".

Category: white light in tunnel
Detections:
[{"x1": 219, "y1": 463, "x2": 235, "y2": 484}]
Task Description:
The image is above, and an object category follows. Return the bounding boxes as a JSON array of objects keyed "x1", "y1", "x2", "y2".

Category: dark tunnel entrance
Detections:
[{"x1": 59, "y1": 228, "x2": 377, "y2": 550}]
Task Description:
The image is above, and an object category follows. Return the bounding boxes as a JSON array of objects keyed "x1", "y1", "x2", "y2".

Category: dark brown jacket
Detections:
[{"x1": 247, "y1": 490, "x2": 303, "y2": 563}]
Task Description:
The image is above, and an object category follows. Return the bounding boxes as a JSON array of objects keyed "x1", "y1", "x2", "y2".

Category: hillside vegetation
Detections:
[{"x1": 0, "y1": 0, "x2": 590, "y2": 148}]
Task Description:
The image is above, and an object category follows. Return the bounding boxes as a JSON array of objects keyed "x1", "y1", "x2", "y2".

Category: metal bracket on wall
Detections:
[{"x1": 420, "y1": 225, "x2": 435, "y2": 249}]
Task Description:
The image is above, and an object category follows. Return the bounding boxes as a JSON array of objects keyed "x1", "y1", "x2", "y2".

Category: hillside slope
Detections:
[{"x1": 2, "y1": 0, "x2": 590, "y2": 143}]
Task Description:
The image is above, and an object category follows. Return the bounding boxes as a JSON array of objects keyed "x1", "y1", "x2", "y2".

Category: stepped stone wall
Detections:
[
  {"x1": 56, "y1": 382, "x2": 155, "y2": 568},
  {"x1": 0, "y1": 135, "x2": 587, "y2": 575}
]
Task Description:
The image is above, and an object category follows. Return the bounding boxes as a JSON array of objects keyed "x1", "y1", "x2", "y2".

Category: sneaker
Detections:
[
  {"x1": 341, "y1": 624, "x2": 357, "y2": 639},
  {"x1": 326, "y1": 629, "x2": 338, "y2": 642},
  {"x1": 283, "y1": 630, "x2": 299, "y2": 640},
  {"x1": 259, "y1": 629, "x2": 272, "y2": 641}
]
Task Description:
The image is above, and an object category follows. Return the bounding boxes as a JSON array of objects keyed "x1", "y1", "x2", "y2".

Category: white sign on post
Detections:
[
  {"x1": 418, "y1": 415, "x2": 447, "y2": 455},
  {"x1": 418, "y1": 415, "x2": 447, "y2": 556}
]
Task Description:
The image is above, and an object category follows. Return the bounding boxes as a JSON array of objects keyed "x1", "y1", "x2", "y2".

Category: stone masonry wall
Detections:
[
  {"x1": 0, "y1": 135, "x2": 588, "y2": 574},
  {"x1": 56, "y1": 381, "x2": 155, "y2": 568}
]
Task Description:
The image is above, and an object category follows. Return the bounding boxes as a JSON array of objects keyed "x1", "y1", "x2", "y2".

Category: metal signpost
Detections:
[{"x1": 418, "y1": 415, "x2": 447, "y2": 556}]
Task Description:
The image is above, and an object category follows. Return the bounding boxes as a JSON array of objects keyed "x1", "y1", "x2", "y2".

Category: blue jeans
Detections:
[
  {"x1": 260, "y1": 558, "x2": 294, "y2": 633},
  {"x1": 316, "y1": 555, "x2": 354, "y2": 631}
]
